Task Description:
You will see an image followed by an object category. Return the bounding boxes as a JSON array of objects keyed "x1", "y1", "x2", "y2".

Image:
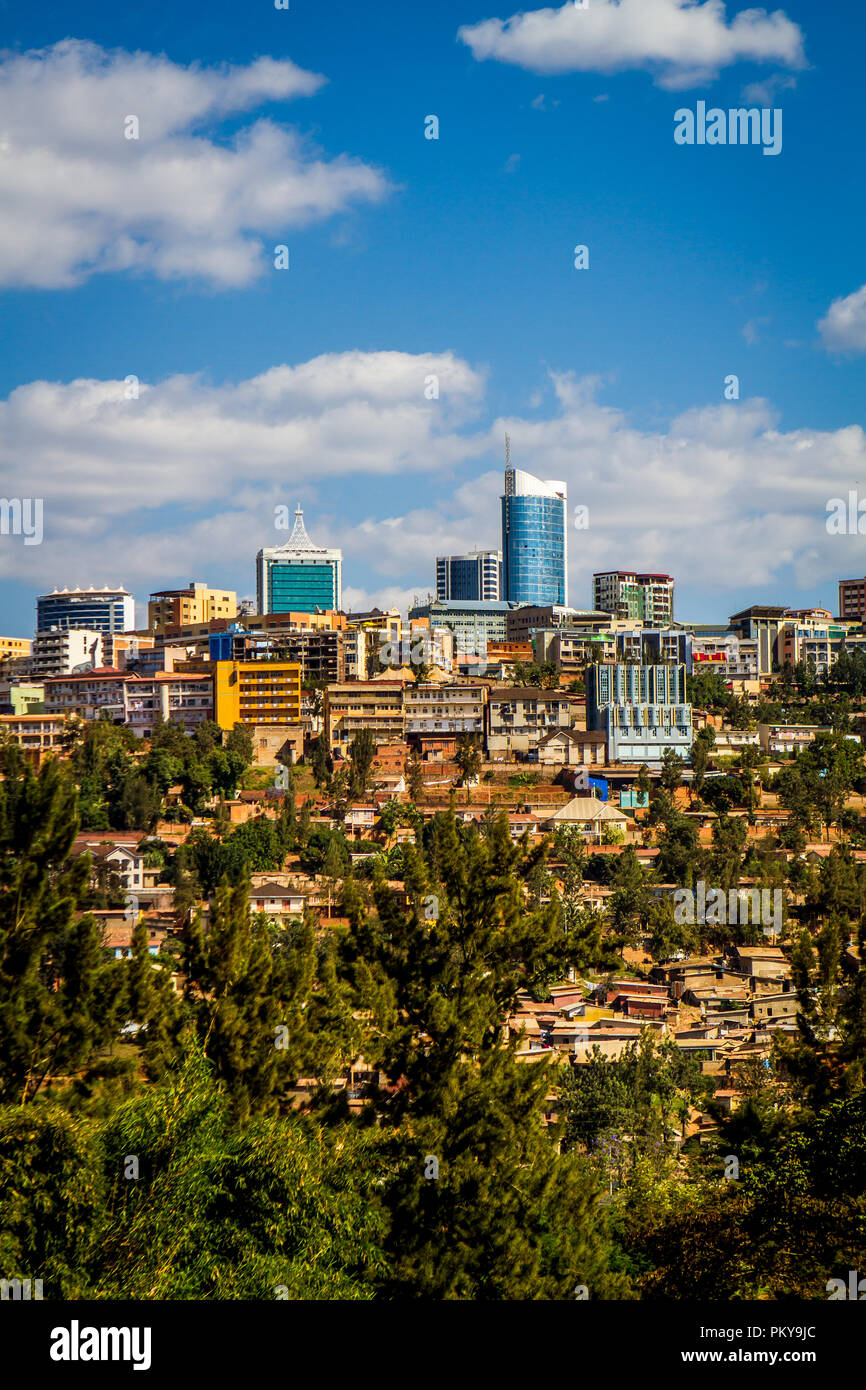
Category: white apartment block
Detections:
[{"x1": 29, "y1": 628, "x2": 103, "y2": 678}]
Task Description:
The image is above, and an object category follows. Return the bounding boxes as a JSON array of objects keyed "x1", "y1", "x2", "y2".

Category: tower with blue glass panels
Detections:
[
  {"x1": 256, "y1": 508, "x2": 342, "y2": 615},
  {"x1": 501, "y1": 466, "x2": 567, "y2": 607}
]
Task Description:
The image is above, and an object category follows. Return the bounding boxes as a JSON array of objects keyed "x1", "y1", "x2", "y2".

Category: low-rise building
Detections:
[
  {"x1": 534, "y1": 728, "x2": 606, "y2": 766},
  {"x1": 325, "y1": 681, "x2": 405, "y2": 752},
  {"x1": 404, "y1": 683, "x2": 486, "y2": 740},
  {"x1": 0, "y1": 680, "x2": 45, "y2": 715},
  {"x1": 487, "y1": 687, "x2": 572, "y2": 759},
  {"x1": 750, "y1": 990, "x2": 799, "y2": 1024},
  {"x1": 248, "y1": 883, "x2": 307, "y2": 918},
  {"x1": 542, "y1": 795, "x2": 630, "y2": 843},
  {"x1": 44, "y1": 668, "x2": 214, "y2": 733},
  {"x1": 212, "y1": 660, "x2": 301, "y2": 731},
  {"x1": 0, "y1": 712, "x2": 70, "y2": 765},
  {"x1": 757, "y1": 723, "x2": 858, "y2": 756}
]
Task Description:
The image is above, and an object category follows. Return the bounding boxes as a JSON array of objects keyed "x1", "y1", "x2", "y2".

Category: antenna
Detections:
[{"x1": 505, "y1": 433, "x2": 511, "y2": 469}]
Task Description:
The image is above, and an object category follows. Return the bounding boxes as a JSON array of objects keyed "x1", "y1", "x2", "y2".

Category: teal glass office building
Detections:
[
  {"x1": 501, "y1": 467, "x2": 567, "y2": 606},
  {"x1": 256, "y1": 508, "x2": 342, "y2": 615}
]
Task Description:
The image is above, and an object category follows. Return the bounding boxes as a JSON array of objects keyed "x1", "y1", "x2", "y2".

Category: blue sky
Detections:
[{"x1": 1, "y1": 0, "x2": 865, "y2": 633}]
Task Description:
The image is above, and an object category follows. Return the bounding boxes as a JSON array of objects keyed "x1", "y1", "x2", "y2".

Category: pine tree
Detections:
[
  {"x1": 297, "y1": 797, "x2": 312, "y2": 847},
  {"x1": 181, "y1": 881, "x2": 331, "y2": 1118},
  {"x1": 125, "y1": 918, "x2": 183, "y2": 1082},
  {"x1": 348, "y1": 728, "x2": 377, "y2": 799},
  {"x1": 0, "y1": 759, "x2": 121, "y2": 1104},
  {"x1": 406, "y1": 745, "x2": 425, "y2": 803},
  {"x1": 276, "y1": 781, "x2": 297, "y2": 855},
  {"x1": 335, "y1": 812, "x2": 628, "y2": 1297}
]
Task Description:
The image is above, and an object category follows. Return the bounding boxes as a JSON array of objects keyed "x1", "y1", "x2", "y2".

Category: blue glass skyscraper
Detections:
[{"x1": 501, "y1": 466, "x2": 567, "y2": 606}]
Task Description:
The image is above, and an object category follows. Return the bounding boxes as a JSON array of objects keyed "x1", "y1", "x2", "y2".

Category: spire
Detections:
[{"x1": 287, "y1": 505, "x2": 317, "y2": 551}]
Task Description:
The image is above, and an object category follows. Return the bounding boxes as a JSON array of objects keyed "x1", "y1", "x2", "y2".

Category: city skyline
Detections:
[{"x1": 0, "y1": 1, "x2": 864, "y2": 632}]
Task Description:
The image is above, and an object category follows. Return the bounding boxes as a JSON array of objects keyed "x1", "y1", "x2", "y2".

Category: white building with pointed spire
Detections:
[{"x1": 256, "y1": 507, "x2": 343, "y2": 615}]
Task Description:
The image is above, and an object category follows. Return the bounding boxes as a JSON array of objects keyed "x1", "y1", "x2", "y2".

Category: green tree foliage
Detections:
[
  {"x1": 309, "y1": 735, "x2": 332, "y2": 790},
  {"x1": 561, "y1": 1034, "x2": 704, "y2": 1158},
  {"x1": 406, "y1": 745, "x2": 425, "y2": 803},
  {"x1": 631, "y1": 1088, "x2": 866, "y2": 1299},
  {"x1": 454, "y1": 733, "x2": 482, "y2": 786},
  {"x1": 334, "y1": 813, "x2": 626, "y2": 1297},
  {"x1": 511, "y1": 660, "x2": 559, "y2": 689},
  {"x1": 0, "y1": 1044, "x2": 387, "y2": 1299},
  {"x1": 690, "y1": 726, "x2": 715, "y2": 797},
  {"x1": 68, "y1": 722, "x2": 161, "y2": 830},
  {"x1": 182, "y1": 883, "x2": 312, "y2": 1119},
  {"x1": 225, "y1": 722, "x2": 254, "y2": 765},
  {"x1": 299, "y1": 828, "x2": 350, "y2": 877},
  {"x1": 659, "y1": 749, "x2": 684, "y2": 795},
  {"x1": 179, "y1": 818, "x2": 284, "y2": 895},
  {"x1": 348, "y1": 727, "x2": 377, "y2": 799},
  {"x1": 0, "y1": 759, "x2": 122, "y2": 1105}
]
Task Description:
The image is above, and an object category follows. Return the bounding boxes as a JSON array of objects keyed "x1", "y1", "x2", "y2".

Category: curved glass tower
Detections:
[{"x1": 501, "y1": 467, "x2": 567, "y2": 606}]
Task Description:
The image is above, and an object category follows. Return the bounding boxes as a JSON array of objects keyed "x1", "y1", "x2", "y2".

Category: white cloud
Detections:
[
  {"x1": 0, "y1": 39, "x2": 389, "y2": 288},
  {"x1": 458, "y1": 0, "x2": 805, "y2": 90},
  {"x1": 0, "y1": 349, "x2": 485, "y2": 526},
  {"x1": 1, "y1": 362, "x2": 863, "y2": 618},
  {"x1": 740, "y1": 72, "x2": 796, "y2": 104},
  {"x1": 818, "y1": 285, "x2": 866, "y2": 354}
]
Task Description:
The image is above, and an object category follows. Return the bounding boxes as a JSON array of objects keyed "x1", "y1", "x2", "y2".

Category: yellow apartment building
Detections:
[
  {"x1": 148, "y1": 582, "x2": 238, "y2": 634},
  {"x1": 0, "y1": 713, "x2": 70, "y2": 765},
  {"x1": 0, "y1": 636, "x2": 33, "y2": 662},
  {"x1": 325, "y1": 681, "x2": 405, "y2": 751},
  {"x1": 213, "y1": 660, "x2": 302, "y2": 730}
]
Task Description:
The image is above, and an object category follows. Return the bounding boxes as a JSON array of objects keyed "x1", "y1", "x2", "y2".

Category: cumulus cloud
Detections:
[
  {"x1": 1, "y1": 362, "x2": 862, "y2": 616},
  {"x1": 818, "y1": 285, "x2": 866, "y2": 354},
  {"x1": 0, "y1": 349, "x2": 485, "y2": 523},
  {"x1": 458, "y1": 0, "x2": 805, "y2": 90},
  {"x1": 349, "y1": 374, "x2": 866, "y2": 602},
  {"x1": 740, "y1": 72, "x2": 796, "y2": 104},
  {"x1": 0, "y1": 39, "x2": 389, "y2": 288}
]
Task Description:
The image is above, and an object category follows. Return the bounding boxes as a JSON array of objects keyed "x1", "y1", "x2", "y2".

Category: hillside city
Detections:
[{"x1": 2, "y1": 459, "x2": 866, "y2": 1300}]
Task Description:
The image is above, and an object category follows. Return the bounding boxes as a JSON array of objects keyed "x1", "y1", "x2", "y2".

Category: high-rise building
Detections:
[
  {"x1": 501, "y1": 466, "x2": 567, "y2": 606},
  {"x1": 36, "y1": 586, "x2": 135, "y2": 636},
  {"x1": 436, "y1": 550, "x2": 502, "y2": 602},
  {"x1": 148, "y1": 582, "x2": 237, "y2": 634},
  {"x1": 593, "y1": 572, "x2": 674, "y2": 626},
  {"x1": 256, "y1": 508, "x2": 342, "y2": 616}
]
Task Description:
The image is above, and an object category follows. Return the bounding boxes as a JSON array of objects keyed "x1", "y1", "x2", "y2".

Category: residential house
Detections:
[{"x1": 534, "y1": 728, "x2": 606, "y2": 766}]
